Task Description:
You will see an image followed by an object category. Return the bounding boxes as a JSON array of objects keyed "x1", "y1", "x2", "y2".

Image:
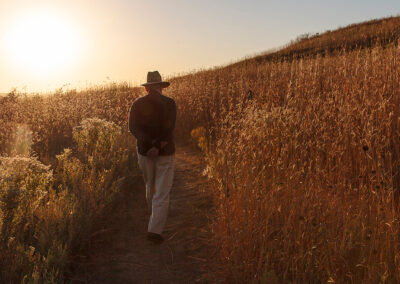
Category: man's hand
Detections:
[
  {"x1": 147, "y1": 147, "x2": 159, "y2": 158},
  {"x1": 160, "y1": 141, "x2": 168, "y2": 148}
]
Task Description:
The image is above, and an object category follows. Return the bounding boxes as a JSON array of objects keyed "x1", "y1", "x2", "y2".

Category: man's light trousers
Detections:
[{"x1": 138, "y1": 153, "x2": 175, "y2": 234}]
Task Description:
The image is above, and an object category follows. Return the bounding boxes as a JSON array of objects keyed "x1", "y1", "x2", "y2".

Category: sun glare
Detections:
[{"x1": 4, "y1": 11, "x2": 80, "y2": 76}]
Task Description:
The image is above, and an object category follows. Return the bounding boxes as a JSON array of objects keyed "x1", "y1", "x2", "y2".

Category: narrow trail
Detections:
[{"x1": 71, "y1": 146, "x2": 220, "y2": 283}]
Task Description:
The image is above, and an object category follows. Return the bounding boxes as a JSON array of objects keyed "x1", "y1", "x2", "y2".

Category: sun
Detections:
[{"x1": 4, "y1": 11, "x2": 80, "y2": 76}]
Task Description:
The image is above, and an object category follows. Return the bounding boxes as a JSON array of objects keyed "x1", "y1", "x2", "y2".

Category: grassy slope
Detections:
[
  {"x1": 170, "y1": 15, "x2": 400, "y2": 83},
  {"x1": 243, "y1": 15, "x2": 400, "y2": 63},
  {"x1": 167, "y1": 15, "x2": 400, "y2": 282}
]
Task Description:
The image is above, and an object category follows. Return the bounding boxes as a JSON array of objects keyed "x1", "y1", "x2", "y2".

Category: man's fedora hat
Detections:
[{"x1": 141, "y1": 71, "x2": 170, "y2": 88}]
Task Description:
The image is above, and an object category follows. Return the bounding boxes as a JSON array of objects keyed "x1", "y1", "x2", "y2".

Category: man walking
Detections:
[{"x1": 128, "y1": 71, "x2": 176, "y2": 244}]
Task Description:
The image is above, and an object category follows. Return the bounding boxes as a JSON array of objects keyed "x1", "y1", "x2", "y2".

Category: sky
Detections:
[{"x1": 0, "y1": 0, "x2": 399, "y2": 93}]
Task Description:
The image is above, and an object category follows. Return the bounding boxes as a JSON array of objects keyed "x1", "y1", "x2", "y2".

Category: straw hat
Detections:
[{"x1": 141, "y1": 71, "x2": 170, "y2": 88}]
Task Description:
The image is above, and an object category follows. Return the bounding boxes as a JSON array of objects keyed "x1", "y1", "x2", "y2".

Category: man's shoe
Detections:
[{"x1": 147, "y1": 232, "x2": 164, "y2": 244}]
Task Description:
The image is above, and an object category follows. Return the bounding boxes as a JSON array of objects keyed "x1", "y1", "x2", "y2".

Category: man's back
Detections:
[{"x1": 129, "y1": 90, "x2": 176, "y2": 156}]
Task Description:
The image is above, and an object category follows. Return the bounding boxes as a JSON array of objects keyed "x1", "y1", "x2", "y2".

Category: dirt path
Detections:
[{"x1": 70, "y1": 147, "x2": 220, "y2": 283}]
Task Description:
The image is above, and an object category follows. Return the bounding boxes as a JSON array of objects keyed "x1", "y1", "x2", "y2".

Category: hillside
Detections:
[
  {"x1": 169, "y1": 16, "x2": 400, "y2": 90},
  {"x1": 2, "y1": 15, "x2": 400, "y2": 283},
  {"x1": 166, "y1": 15, "x2": 400, "y2": 283},
  {"x1": 248, "y1": 15, "x2": 400, "y2": 63}
]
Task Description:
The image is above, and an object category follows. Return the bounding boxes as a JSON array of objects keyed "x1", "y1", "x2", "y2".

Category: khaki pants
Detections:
[{"x1": 137, "y1": 153, "x2": 175, "y2": 234}]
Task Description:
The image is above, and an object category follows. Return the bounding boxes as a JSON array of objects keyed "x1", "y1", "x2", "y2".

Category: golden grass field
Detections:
[
  {"x1": 2, "y1": 16, "x2": 400, "y2": 283},
  {"x1": 170, "y1": 44, "x2": 400, "y2": 283}
]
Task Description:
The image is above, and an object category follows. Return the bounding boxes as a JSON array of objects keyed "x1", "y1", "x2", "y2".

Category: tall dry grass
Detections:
[
  {"x1": 168, "y1": 44, "x2": 400, "y2": 282},
  {"x1": 0, "y1": 85, "x2": 142, "y2": 282},
  {"x1": 0, "y1": 83, "x2": 142, "y2": 163}
]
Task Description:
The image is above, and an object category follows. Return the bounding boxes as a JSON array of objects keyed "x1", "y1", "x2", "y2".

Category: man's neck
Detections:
[{"x1": 148, "y1": 89, "x2": 162, "y2": 96}]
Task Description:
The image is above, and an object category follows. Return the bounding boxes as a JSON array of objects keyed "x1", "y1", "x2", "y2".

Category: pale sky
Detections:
[{"x1": 0, "y1": 0, "x2": 399, "y2": 93}]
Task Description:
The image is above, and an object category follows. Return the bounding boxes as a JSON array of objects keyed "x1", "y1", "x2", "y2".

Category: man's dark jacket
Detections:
[{"x1": 128, "y1": 90, "x2": 176, "y2": 156}]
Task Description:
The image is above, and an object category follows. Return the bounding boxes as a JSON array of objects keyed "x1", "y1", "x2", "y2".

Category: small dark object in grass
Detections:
[
  {"x1": 247, "y1": 90, "x2": 254, "y2": 100},
  {"x1": 362, "y1": 145, "x2": 369, "y2": 151}
]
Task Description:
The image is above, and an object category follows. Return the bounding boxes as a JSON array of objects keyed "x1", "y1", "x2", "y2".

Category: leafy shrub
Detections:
[{"x1": 0, "y1": 118, "x2": 137, "y2": 283}]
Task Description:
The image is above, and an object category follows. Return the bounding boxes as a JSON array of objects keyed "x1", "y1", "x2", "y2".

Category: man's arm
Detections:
[
  {"x1": 128, "y1": 101, "x2": 153, "y2": 144},
  {"x1": 159, "y1": 100, "x2": 177, "y2": 146}
]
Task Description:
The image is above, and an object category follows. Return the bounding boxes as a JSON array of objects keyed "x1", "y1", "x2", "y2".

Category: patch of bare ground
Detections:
[{"x1": 68, "y1": 146, "x2": 221, "y2": 283}]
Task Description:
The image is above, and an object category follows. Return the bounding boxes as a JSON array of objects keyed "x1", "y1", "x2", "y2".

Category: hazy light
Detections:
[{"x1": 4, "y1": 10, "x2": 80, "y2": 77}]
